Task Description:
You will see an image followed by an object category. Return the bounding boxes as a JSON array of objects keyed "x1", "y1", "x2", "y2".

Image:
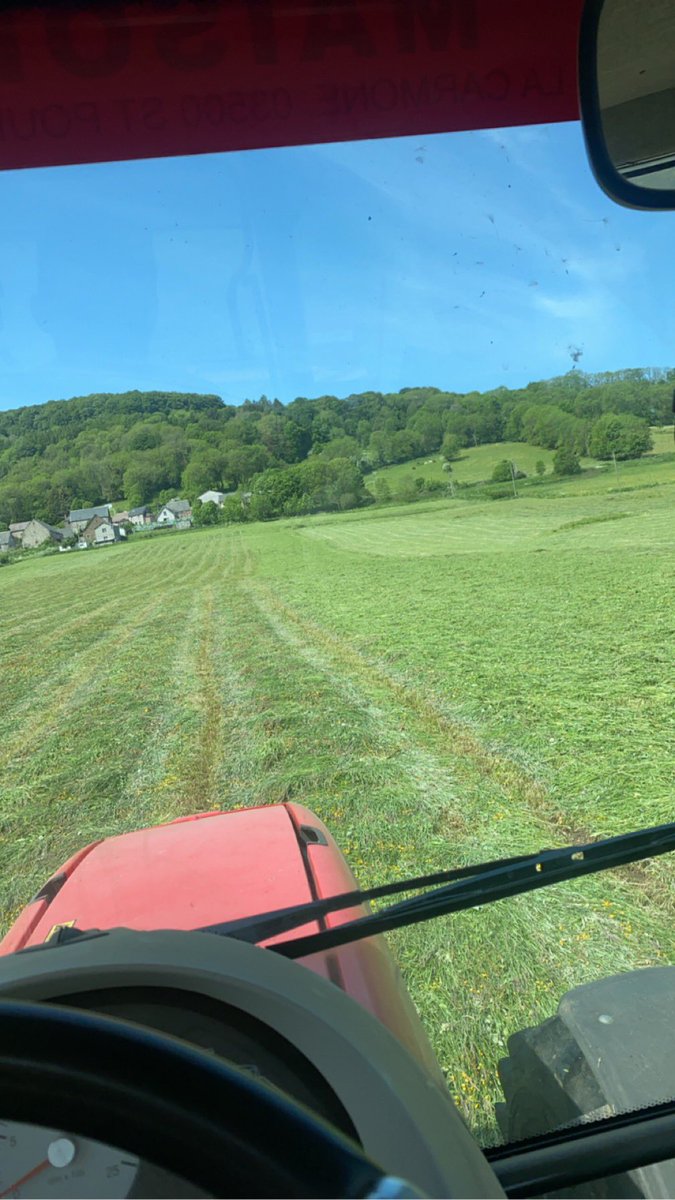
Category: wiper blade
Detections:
[
  {"x1": 199, "y1": 848, "x2": 539, "y2": 941},
  {"x1": 201, "y1": 821, "x2": 675, "y2": 960}
]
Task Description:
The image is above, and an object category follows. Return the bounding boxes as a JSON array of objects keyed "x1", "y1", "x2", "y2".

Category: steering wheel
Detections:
[{"x1": 0, "y1": 1000, "x2": 423, "y2": 1198}]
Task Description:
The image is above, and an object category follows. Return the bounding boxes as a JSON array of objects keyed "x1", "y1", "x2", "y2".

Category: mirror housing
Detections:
[{"x1": 579, "y1": 0, "x2": 675, "y2": 209}]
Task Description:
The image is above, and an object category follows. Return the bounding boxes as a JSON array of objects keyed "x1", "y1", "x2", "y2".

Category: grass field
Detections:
[
  {"x1": 648, "y1": 425, "x2": 675, "y2": 455},
  {"x1": 367, "y1": 427, "x2": 675, "y2": 496},
  {"x1": 2, "y1": 451, "x2": 675, "y2": 1144},
  {"x1": 366, "y1": 440, "x2": 597, "y2": 493}
]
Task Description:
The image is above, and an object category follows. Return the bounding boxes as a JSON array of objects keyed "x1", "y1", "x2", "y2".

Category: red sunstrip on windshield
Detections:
[{"x1": 0, "y1": 0, "x2": 583, "y2": 170}]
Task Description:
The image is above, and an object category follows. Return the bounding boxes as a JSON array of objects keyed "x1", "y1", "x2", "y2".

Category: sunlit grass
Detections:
[
  {"x1": 647, "y1": 425, "x2": 674, "y2": 455},
  {"x1": 368, "y1": 430, "x2": 675, "y2": 497},
  {"x1": 367, "y1": 440, "x2": 597, "y2": 493}
]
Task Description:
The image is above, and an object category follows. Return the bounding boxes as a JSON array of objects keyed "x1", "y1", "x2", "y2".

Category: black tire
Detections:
[{"x1": 496, "y1": 1015, "x2": 639, "y2": 1199}]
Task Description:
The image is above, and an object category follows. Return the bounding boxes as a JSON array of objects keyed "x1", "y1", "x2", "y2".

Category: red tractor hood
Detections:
[
  {"x1": 1, "y1": 804, "x2": 326, "y2": 953},
  {"x1": 0, "y1": 802, "x2": 445, "y2": 1083}
]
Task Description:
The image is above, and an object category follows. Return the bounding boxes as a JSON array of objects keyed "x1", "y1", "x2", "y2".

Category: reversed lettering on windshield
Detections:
[{"x1": 0, "y1": 0, "x2": 579, "y2": 168}]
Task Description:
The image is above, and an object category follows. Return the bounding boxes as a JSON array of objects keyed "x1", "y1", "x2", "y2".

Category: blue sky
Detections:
[{"x1": 1, "y1": 119, "x2": 674, "y2": 411}]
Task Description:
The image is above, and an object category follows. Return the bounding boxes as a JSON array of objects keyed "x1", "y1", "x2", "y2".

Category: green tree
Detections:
[
  {"x1": 223, "y1": 444, "x2": 273, "y2": 486},
  {"x1": 397, "y1": 478, "x2": 419, "y2": 504},
  {"x1": 191, "y1": 500, "x2": 223, "y2": 526},
  {"x1": 221, "y1": 497, "x2": 248, "y2": 523},
  {"x1": 408, "y1": 409, "x2": 443, "y2": 453},
  {"x1": 491, "y1": 460, "x2": 515, "y2": 483},
  {"x1": 123, "y1": 454, "x2": 173, "y2": 507},
  {"x1": 257, "y1": 412, "x2": 287, "y2": 458},
  {"x1": 249, "y1": 457, "x2": 368, "y2": 520},
  {"x1": 181, "y1": 450, "x2": 226, "y2": 499},
  {"x1": 321, "y1": 459, "x2": 368, "y2": 510},
  {"x1": 588, "y1": 412, "x2": 653, "y2": 460},
  {"x1": 553, "y1": 446, "x2": 581, "y2": 475},
  {"x1": 504, "y1": 401, "x2": 530, "y2": 442},
  {"x1": 311, "y1": 407, "x2": 342, "y2": 446},
  {"x1": 372, "y1": 476, "x2": 391, "y2": 503},
  {"x1": 124, "y1": 423, "x2": 162, "y2": 452},
  {"x1": 367, "y1": 430, "x2": 393, "y2": 467},
  {"x1": 390, "y1": 429, "x2": 423, "y2": 463},
  {"x1": 282, "y1": 420, "x2": 311, "y2": 463},
  {"x1": 247, "y1": 493, "x2": 277, "y2": 521},
  {"x1": 0, "y1": 485, "x2": 33, "y2": 525},
  {"x1": 319, "y1": 435, "x2": 360, "y2": 462},
  {"x1": 535, "y1": 460, "x2": 546, "y2": 476},
  {"x1": 440, "y1": 433, "x2": 462, "y2": 461}
]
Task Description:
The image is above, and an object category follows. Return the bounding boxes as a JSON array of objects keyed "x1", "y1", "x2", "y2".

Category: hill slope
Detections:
[{"x1": 0, "y1": 368, "x2": 671, "y2": 526}]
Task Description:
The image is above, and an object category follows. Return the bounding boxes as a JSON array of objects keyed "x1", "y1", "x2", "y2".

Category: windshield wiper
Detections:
[{"x1": 201, "y1": 821, "x2": 675, "y2": 959}]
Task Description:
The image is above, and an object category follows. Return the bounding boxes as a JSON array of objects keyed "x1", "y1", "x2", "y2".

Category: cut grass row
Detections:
[{"x1": 1, "y1": 469, "x2": 674, "y2": 1142}]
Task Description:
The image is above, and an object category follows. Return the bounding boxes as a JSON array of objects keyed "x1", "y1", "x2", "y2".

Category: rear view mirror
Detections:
[{"x1": 580, "y1": 0, "x2": 675, "y2": 209}]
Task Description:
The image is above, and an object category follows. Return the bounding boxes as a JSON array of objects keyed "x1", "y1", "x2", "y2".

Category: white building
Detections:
[
  {"x1": 128, "y1": 506, "x2": 152, "y2": 527},
  {"x1": 198, "y1": 490, "x2": 226, "y2": 507},
  {"x1": 156, "y1": 499, "x2": 192, "y2": 525}
]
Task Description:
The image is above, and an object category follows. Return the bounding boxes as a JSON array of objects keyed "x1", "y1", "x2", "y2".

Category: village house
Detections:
[
  {"x1": 81, "y1": 515, "x2": 123, "y2": 547},
  {"x1": 198, "y1": 490, "x2": 226, "y2": 507},
  {"x1": 68, "y1": 504, "x2": 112, "y2": 535},
  {"x1": 112, "y1": 511, "x2": 129, "y2": 526},
  {"x1": 0, "y1": 530, "x2": 18, "y2": 551},
  {"x1": 128, "y1": 506, "x2": 152, "y2": 527},
  {"x1": 21, "y1": 520, "x2": 64, "y2": 549},
  {"x1": 8, "y1": 521, "x2": 29, "y2": 543},
  {"x1": 156, "y1": 499, "x2": 192, "y2": 526}
]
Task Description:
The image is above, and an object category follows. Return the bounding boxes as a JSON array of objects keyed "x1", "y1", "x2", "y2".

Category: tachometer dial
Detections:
[{"x1": 0, "y1": 1121, "x2": 138, "y2": 1198}]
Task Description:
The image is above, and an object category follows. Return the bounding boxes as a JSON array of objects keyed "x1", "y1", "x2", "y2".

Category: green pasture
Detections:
[
  {"x1": 367, "y1": 440, "x2": 597, "y2": 492},
  {"x1": 1, "y1": 459, "x2": 674, "y2": 1143},
  {"x1": 648, "y1": 425, "x2": 674, "y2": 455},
  {"x1": 367, "y1": 429, "x2": 674, "y2": 497}
]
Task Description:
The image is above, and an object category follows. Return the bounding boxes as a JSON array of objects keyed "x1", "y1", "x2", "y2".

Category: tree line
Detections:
[{"x1": 0, "y1": 368, "x2": 671, "y2": 527}]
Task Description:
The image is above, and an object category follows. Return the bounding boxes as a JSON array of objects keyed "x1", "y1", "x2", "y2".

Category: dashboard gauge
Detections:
[{"x1": 0, "y1": 1121, "x2": 138, "y2": 1199}]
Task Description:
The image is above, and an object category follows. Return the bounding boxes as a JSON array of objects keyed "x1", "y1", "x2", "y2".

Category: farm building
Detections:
[
  {"x1": 68, "y1": 504, "x2": 112, "y2": 535},
  {"x1": 128, "y1": 506, "x2": 152, "y2": 527},
  {"x1": 112, "y1": 511, "x2": 129, "y2": 526},
  {"x1": 156, "y1": 499, "x2": 192, "y2": 525},
  {"x1": 21, "y1": 520, "x2": 64, "y2": 549},
  {"x1": 81, "y1": 516, "x2": 123, "y2": 547},
  {"x1": 8, "y1": 521, "x2": 29, "y2": 542},
  {"x1": 0, "y1": 530, "x2": 18, "y2": 550}
]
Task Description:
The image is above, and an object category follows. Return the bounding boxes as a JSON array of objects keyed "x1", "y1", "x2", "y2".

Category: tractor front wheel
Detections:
[
  {"x1": 496, "y1": 1014, "x2": 631, "y2": 1198},
  {"x1": 495, "y1": 967, "x2": 675, "y2": 1199}
]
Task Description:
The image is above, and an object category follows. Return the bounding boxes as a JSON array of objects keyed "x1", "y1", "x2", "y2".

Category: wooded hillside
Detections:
[{"x1": 0, "y1": 367, "x2": 671, "y2": 525}]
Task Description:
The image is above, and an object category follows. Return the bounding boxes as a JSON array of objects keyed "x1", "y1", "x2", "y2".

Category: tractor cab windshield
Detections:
[{"x1": 0, "y1": 1, "x2": 674, "y2": 1197}]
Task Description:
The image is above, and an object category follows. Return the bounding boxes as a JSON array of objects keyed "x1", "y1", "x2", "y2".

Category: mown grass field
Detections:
[{"x1": 2, "y1": 451, "x2": 675, "y2": 1144}]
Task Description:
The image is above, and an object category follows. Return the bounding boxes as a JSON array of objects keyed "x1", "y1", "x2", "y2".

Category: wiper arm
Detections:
[
  {"x1": 199, "y1": 848, "x2": 539, "y2": 942},
  {"x1": 201, "y1": 821, "x2": 675, "y2": 960}
]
